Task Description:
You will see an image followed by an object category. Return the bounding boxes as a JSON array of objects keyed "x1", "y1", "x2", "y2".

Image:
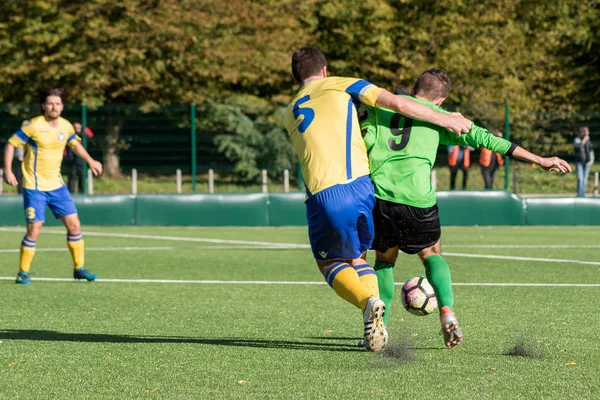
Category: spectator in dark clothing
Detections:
[
  {"x1": 447, "y1": 145, "x2": 470, "y2": 190},
  {"x1": 66, "y1": 122, "x2": 94, "y2": 194},
  {"x1": 479, "y1": 131, "x2": 505, "y2": 189},
  {"x1": 573, "y1": 126, "x2": 594, "y2": 197}
]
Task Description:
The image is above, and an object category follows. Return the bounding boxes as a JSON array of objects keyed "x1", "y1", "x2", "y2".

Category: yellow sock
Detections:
[
  {"x1": 19, "y1": 236, "x2": 36, "y2": 273},
  {"x1": 354, "y1": 264, "x2": 379, "y2": 298},
  {"x1": 67, "y1": 233, "x2": 85, "y2": 269},
  {"x1": 325, "y1": 262, "x2": 372, "y2": 310}
]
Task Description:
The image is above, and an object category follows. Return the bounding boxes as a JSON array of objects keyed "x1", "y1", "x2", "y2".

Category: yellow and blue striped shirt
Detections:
[
  {"x1": 8, "y1": 116, "x2": 80, "y2": 191},
  {"x1": 284, "y1": 77, "x2": 383, "y2": 195}
]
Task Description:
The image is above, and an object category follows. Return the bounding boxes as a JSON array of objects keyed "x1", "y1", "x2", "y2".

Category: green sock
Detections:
[
  {"x1": 423, "y1": 254, "x2": 454, "y2": 313},
  {"x1": 374, "y1": 260, "x2": 395, "y2": 325}
]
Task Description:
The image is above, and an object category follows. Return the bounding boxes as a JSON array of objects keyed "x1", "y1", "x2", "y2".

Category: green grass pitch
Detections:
[{"x1": 0, "y1": 226, "x2": 599, "y2": 399}]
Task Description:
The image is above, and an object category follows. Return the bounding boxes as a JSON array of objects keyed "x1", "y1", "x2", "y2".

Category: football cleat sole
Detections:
[
  {"x1": 363, "y1": 298, "x2": 388, "y2": 352},
  {"x1": 440, "y1": 307, "x2": 463, "y2": 348}
]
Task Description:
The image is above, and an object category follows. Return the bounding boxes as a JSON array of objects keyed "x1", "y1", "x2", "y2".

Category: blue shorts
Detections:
[
  {"x1": 306, "y1": 175, "x2": 376, "y2": 260},
  {"x1": 23, "y1": 186, "x2": 78, "y2": 222}
]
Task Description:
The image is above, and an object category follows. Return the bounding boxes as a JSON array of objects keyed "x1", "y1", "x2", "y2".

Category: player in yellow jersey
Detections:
[
  {"x1": 283, "y1": 47, "x2": 472, "y2": 352},
  {"x1": 3, "y1": 88, "x2": 103, "y2": 284}
]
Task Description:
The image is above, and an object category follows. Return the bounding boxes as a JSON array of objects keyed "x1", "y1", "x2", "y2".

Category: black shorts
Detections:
[{"x1": 371, "y1": 199, "x2": 441, "y2": 255}]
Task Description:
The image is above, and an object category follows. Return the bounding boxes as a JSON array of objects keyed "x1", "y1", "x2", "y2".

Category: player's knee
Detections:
[
  {"x1": 27, "y1": 230, "x2": 41, "y2": 241},
  {"x1": 316, "y1": 260, "x2": 336, "y2": 276},
  {"x1": 69, "y1": 223, "x2": 81, "y2": 234},
  {"x1": 376, "y1": 248, "x2": 398, "y2": 264},
  {"x1": 317, "y1": 259, "x2": 350, "y2": 277},
  {"x1": 377, "y1": 254, "x2": 396, "y2": 264},
  {"x1": 64, "y1": 218, "x2": 81, "y2": 234},
  {"x1": 26, "y1": 224, "x2": 42, "y2": 240},
  {"x1": 418, "y1": 242, "x2": 441, "y2": 261},
  {"x1": 430, "y1": 244, "x2": 441, "y2": 255}
]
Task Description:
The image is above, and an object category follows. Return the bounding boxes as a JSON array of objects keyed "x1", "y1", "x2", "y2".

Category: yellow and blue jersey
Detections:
[
  {"x1": 8, "y1": 116, "x2": 80, "y2": 191},
  {"x1": 283, "y1": 77, "x2": 383, "y2": 195}
]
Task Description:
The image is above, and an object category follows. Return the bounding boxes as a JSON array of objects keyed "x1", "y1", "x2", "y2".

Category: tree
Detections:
[
  {"x1": 0, "y1": 0, "x2": 309, "y2": 177},
  {"x1": 207, "y1": 95, "x2": 296, "y2": 183},
  {"x1": 0, "y1": 0, "x2": 598, "y2": 178}
]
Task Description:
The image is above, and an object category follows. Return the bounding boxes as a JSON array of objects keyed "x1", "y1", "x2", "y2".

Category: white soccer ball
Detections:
[{"x1": 400, "y1": 276, "x2": 438, "y2": 316}]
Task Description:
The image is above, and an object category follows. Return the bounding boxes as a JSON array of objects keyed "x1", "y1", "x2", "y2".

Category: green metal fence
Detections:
[
  {"x1": 0, "y1": 104, "x2": 267, "y2": 192},
  {"x1": 0, "y1": 103, "x2": 599, "y2": 194}
]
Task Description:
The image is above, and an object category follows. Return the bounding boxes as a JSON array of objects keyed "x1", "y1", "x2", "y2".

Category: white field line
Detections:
[
  {"x1": 0, "y1": 228, "x2": 598, "y2": 265},
  {"x1": 0, "y1": 245, "x2": 301, "y2": 253},
  {"x1": 0, "y1": 227, "x2": 310, "y2": 248},
  {"x1": 443, "y1": 252, "x2": 600, "y2": 266},
  {"x1": 0, "y1": 246, "x2": 598, "y2": 266},
  {"x1": 2, "y1": 246, "x2": 598, "y2": 267},
  {"x1": 443, "y1": 244, "x2": 600, "y2": 249},
  {"x1": 449, "y1": 282, "x2": 600, "y2": 287},
  {"x1": 0, "y1": 247, "x2": 174, "y2": 253},
  {"x1": 1, "y1": 227, "x2": 598, "y2": 249},
  {"x1": 0, "y1": 247, "x2": 598, "y2": 266},
  {"x1": 0, "y1": 276, "x2": 598, "y2": 287}
]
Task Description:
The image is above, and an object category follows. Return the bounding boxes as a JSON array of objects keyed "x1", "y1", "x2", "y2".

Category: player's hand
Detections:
[
  {"x1": 445, "y1": 113, "x2": 472, "y2": 137},
  {"x1": 3, "y1": 171, "x2": 18, "y2": 186},
  {"x1": 539, "y1": 157, "x2": 571, "y2": 173},
  {"x1": 89, "y1": 160, "x2": 103, "y2": 176}
]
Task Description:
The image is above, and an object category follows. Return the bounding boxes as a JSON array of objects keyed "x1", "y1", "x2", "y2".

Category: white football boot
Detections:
[{"x1": 362, "y1": 297, "x2": 388, "y2": 352}]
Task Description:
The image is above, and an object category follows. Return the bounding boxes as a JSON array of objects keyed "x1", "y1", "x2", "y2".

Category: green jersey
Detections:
[{"x1": 363, "y1": 95, "x2": 512, "y2": 207}]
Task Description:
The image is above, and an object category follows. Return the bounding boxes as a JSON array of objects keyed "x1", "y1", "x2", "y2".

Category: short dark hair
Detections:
[
  {"x1": 411, "y1": 69, "x2": 451, "y2": 101},
  {"x1": 291, "y1": 47, "x2": 327, "y2": 83},
  {"x1": 39, "y1": 87, "x2": 65, "y2": 104}
]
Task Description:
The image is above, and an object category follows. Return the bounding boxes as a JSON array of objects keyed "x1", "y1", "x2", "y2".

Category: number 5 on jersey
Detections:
[{"x1": 293, "y1": 95, "x2": 315, "y2": 133}]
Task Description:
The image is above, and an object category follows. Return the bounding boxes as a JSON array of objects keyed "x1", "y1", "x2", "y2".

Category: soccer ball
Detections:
[{"x1": 401, "y1": 276, "x2": 438, "y2": 316}]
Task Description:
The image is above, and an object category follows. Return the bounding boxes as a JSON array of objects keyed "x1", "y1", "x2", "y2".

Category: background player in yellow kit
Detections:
[
  {"x1": 283, "y1": 48, "x2": 472, "y2": 352},
  {"x1": 3, "y1": 88, "x2": 103, "y2": 284}
]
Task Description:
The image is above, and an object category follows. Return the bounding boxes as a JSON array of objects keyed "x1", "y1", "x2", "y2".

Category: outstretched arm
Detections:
[
  {"x1": 71, "y1": 142, "x2": 103, "y2": 176},
  {"x1": 441, "y1": 124, "x2": 571, "y2": 173},
  {"x1": 441, "y1": 124, "x2": 511, "y2": 153},
  {"x1": 375, "y1": 90, "x2": 472, "y2": 135},
  {"x1": 511, "y1": 146, "x2": 571, "y2": 173}
]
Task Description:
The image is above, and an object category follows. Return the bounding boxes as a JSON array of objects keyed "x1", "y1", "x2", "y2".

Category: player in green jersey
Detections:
[{"x1": 362, "y1": 69, "x2": 571, "y2": 348}]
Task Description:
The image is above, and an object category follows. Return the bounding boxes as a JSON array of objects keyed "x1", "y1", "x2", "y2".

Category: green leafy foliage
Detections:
[
  {"x1": 204, "y1": 97, "x2": 296, "y2": 183},
  {"x1": 318, "y1": 1, "x2": 597, "y2": 147},
  {"x1": 0, "y1": 0, "x2": 598, "y2": 179}
]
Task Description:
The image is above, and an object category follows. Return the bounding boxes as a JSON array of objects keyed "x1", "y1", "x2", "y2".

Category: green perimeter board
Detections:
[
  {"x1": 1, "y1": 192, "x2": 600, "y2": 226},
  {"x1": 524, "y1": 197, "x2": 600, "y2": 225},
  {"x1": 135, "y1": 193, "x2": 269, "y2": 226},
  {"x1": 267, "y1": 192, "x2": 306, "y2": 226},
  {"x1": 0, "y1": 195, "x2": 24, "y2": 226},
  {"x1": 0, "y1": 194, "x2": 135, "y2": 226},
  {"x1": 436, "y1": 191, "x2": 524, "y2": 226},
  {"x1": 74, "y1": 194, "x2": 136, "y2": 226}
]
